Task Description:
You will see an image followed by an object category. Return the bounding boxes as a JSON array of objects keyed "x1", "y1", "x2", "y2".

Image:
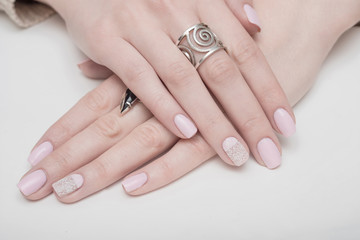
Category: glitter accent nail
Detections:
[
  {"x1": 222, "y1": 137, "x2": 249, "y2": 166},
  {"x1": 52, "y1": 174, "x2": 84, "y2": 198}
]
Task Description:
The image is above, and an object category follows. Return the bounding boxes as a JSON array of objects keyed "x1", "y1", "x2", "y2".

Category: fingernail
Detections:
[
  {"x1": 257, "y1": 138, "x2": 281, "y2": 169},
  {"x1": 52, "y1": 174, "x2": 84, "y2": 198},
  {"x1": 17, "y1": 170, "x2": 47, "y2": 196},
  {"x1": 122, "y1": 173, "x2": 148, "y2": 193},
  {"x1": 174, "y1": 114, "x2": 198, "y2": 138},
  {"x1": 222, "y1": 137, "x2": 249, "y2": 166},
  {"x1": 244, "y1": 4, "x2": 262, "y2": 31},
  {"x1": 274, "y1": 108, "x2": 296, "y2": 137},
  {"x1": 27, "y1": 141, "x2": 53, "y2": 166},
  {"x1": 77, "y1": 59, "x2": 91, "y2": 69}
]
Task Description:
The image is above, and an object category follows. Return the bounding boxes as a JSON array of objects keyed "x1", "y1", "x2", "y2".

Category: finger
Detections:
[
  {"x1": 225, "y1": 0, "x2": 262, "y2": 35},
  {"x1": 122, "y1": 134, "x2": 215, "y2": 195},
  {"x1": 50, "y1": 118, "x2": 178, "y2": 203},
  {"x1": 129, "y1": 27, "x2": 249, "y2": 167},
  {"x1": 201, "y1": 2, "x2": 296, "y2": 137},
  {"x1": 17, "y1": 103, "x2": 152, "y2": 200},
  {"x1": 28, "y1": 75, "x2": 125, "y2": 166},
  {"x1": 198, "y1": 49, "x2": 282, "y2": 169},
  {"x1": 98, "y1": 38, "x2": 198, "y2": 139},
  {"x1": 77, "y1": 59, "x2": 113, "y2": 80}
]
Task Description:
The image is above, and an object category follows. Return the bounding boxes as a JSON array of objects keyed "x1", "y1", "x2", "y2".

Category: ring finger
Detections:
[
  {"x1": 127, "y1": 21, "x2": 250, "y2": 167},
  {"x1": 130, "y1": 15, "x2": 281, "y2": 168}
]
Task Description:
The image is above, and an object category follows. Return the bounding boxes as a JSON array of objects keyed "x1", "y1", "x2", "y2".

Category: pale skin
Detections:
[
  {"x1": 35, "y1": 0, "x2": 297, "y2": 168},
  {"x1": 18, "y1": 0, "x2": 360, "y2": 202}
]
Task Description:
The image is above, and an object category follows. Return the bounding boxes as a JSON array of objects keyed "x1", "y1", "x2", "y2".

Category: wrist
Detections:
[{"x1": 35, "y1": 0, "x2": 67, "y2": 18}]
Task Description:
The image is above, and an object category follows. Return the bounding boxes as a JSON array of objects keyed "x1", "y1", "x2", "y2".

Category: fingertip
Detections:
[
  {"x1": 174, "y1": 114, "x2": 198, "y2": 139},
  {"x1": 121, "y1": 172, "x2": 148, "y2": 194},
  {"x1": 257, "y1": 138, "x2": 282, "y2": 169},
  {"x1": 77, "y1": 59, "x2": 91, "y2": 69},
  {"x1": 226, "y1": 0, "x2": 261, "y2": 36},
  {"x1": 274, "y1": 108, "x2": 297, "y2": 138},
  {"x1": 243, "y1": 4, "x2": 262, "y2": 32},
  {"x1": 222, "y1": 137, "x2": 249, "y2": 167}
]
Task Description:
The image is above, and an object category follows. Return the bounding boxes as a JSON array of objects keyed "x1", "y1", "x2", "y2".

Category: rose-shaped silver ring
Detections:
[{"x1": 176, "y1": 23, "x2": 226, "y2": 69}]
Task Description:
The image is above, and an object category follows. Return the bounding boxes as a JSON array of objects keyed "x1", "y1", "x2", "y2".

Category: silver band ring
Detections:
[{"x1": 177, "y1": 23, "x2": 226, "y2": 69}]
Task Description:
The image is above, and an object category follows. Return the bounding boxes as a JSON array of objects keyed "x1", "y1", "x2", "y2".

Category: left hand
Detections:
[{"x1": 35, "y1": 0, "x2": 296, "y2": 168}]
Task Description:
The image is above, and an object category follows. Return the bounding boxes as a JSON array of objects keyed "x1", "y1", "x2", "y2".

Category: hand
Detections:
[
  {"x1": 35, "y1": 0, "x2": 297, "y2": 168},
  {"x1": 18, "y1": 0, "x2": 360, "y2": 202}
]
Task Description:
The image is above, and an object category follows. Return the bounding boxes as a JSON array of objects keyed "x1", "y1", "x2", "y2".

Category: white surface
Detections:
[{"x1": 1, "y1": 14, "x2": 360, "y2": 240}]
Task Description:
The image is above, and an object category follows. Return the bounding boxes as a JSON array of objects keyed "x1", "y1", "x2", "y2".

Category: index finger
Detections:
[{"x1": 28, "y1": 75, "x2": 125, "y2": 166}]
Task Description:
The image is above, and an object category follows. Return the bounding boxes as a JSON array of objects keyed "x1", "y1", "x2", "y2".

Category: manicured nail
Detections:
[
  {"x1": 244, "y1": 4, "x2": 262, "y2": 31},
  {"x1": 222, "y1": 137, "x2": 249, "y2": 166},
  {"x1": 27, "y1": 141, "x2": 53, "y2": 166},
  {"x1": 52, "y1": 174, "x2": 84, "y2": 198},
  {"x1": 17, "y1": 170, "x2": 47, "y2": 196},
  {"x1": 274, "y1": 108, "x2": 296, "y2": 137},
  {"x1": 122, "y1": 173, "x2": 148, "y2": 193},
  {"x1": 77, "y1": 59, "x2": 91, "y2": 69},
  {"x1": 174, "y1": 114, "x2": 198, "y2": 138},
  {"x1": 257, "y1": 138, "x2": 281, "y2": 169}
]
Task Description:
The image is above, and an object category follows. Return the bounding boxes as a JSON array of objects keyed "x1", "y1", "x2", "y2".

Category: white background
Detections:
[{"x1": 1, "y1": 14, "x2": 360, "y2": 240}]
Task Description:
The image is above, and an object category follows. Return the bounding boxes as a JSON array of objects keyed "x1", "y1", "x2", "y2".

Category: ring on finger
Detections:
[{"x1": 177, "y1": 23, "x2": 226, "y2": 69}]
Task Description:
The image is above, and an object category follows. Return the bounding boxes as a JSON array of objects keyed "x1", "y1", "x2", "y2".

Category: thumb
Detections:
[{"x1": 226, "y1": 0, "x2": 262, "y2": 36}]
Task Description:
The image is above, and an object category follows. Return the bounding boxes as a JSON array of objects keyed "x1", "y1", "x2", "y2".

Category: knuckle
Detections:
[
  {"x1": 92, "y1": 159, "x2": 112, "y2": 180},
  {"x1": 203, "y1": 113, "x2": 224, "y2": 130},
  {"x1": 134, "y1": 122, "x2": 164, "y2": 149},
  {"x1": 240, "y1": 115, "x2": 264, "y2": 133},
  {"x1": 186, "y1": 135, "x2": 212, "y2": 156},
  {"x1": 149, "y1": 0, "x2": 173, "y2": 11},
  {"x1": 165, "y1": 61, "x2": 195, "y2": 88},
  {"x1": 51, "y1": 150, "x2": 72, "y2": 177},
  {"x1": 94, "y1": 114, "x2": 122, "y2": 138},
  {"x1": 232, "y1": 39, "x2": 259, "y2": 66},
  {"x1": 261, "y1": 88, "x2": 283, "y2": 106},
  {"x1": 125, "y1": 65, "x2": 151, "y2": 84},
  {"x1": 157, "y1": 159, "x2": 174, "y2": 180},
  {"x1": 206, "y1": 56, "x2": 237, "y2": 84},
  {"x1": 45, "y1": 120, "x2": 72, "y2": 146},
  {"x1": 151, "y1": 93, "x2": 172, "y2": 113},
  {"x1": 83, "y1": 87, "x2": 112, "y2": 113}
]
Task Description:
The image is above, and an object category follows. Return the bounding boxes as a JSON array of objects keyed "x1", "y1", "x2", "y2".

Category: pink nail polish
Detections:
[
  {"x1": 222, "y1": 137, "x2": 249, "y2": 166},
  {"x1": 174, "y1": 114, "x2": 198, "y2": 138},
  {"x1": 257, "y1": 138, "x2": 281, "y2": 169},
  {"x1": 28, "y1": 141, "x2": 53, "y2": 166},
  {"x1": 122, "y1": 173, "x2": 148, "y2": 193},
  {"x1": 274, "y1": 108, "x2": 296, "y2": 137},
  {"x1": 244, "y1": 4, "x2": 262, "y2": 31},
  {"x1": 17, "y1": 170, "x2": 47, "y2": 196},
  {"x1": 52, "y1": 174, "x2": 84, "y2": 198}
]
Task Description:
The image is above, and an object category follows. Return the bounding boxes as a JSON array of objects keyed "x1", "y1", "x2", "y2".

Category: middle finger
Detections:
[{"x1": 129, "y1": 21, "x2": 250, "y2": 167}]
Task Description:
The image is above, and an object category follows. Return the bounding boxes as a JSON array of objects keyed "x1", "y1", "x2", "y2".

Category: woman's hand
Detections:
[
  {"x1": 18, "y1": 0, "x2": 360, "y2": 202},
  {"x1": 35, "y1": 0, "x2": 297, "y2": 168}
]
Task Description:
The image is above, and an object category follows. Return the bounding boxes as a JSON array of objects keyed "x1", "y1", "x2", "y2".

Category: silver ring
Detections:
[{"x1": 176, "y1": 23, "x2": 226, "y2": 69}]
